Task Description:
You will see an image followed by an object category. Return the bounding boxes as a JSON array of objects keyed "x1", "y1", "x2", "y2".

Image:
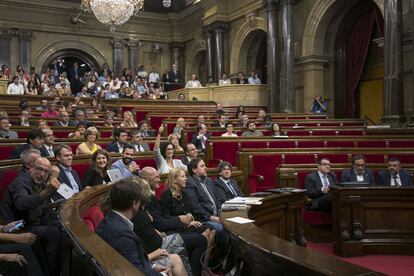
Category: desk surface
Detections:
[{"x1": 221, "y1": 192, "x2": 383, "y2": 275}]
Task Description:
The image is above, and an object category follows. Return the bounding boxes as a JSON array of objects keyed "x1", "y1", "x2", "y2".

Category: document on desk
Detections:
[
  {"x1": 226, "y1": 197, "x2": 263, "y2": 205},
  {"x1": 226, "y1": 217, "x2": 255, "y2": 224}
]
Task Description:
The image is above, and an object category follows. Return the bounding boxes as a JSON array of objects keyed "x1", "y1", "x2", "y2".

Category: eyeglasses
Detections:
[
  {"x1": 33, "y1": 165, "x2": 50, "y2": 174},
  {"x1": 166, "y1": 147, "x2": 174, "y2": 151}
]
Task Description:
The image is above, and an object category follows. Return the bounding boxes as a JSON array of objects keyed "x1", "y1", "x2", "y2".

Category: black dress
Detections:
[
  {"x1": 82, "y1": 167, "x2": 110, "y2": 187},
  {"x1": 159, "y1": 189, "x2": 211, "y2": 234}
]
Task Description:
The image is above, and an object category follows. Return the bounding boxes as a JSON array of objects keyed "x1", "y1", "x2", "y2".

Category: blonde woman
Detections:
[
  {"x1": 160, "y1": 168, "x2": 215, "y2": 273},
  {"x1": 76, "y1": 127, "x2": 102, "y2": 155},
  {"x1": 173, "y1": 117, "x2": 186, "y2": 138},
  {"x1": 168, "y1": 133, "x2": 184, "y2": 152},
  {"x1": 120, "y1": 111, "x2": 138, "y2": 128}
]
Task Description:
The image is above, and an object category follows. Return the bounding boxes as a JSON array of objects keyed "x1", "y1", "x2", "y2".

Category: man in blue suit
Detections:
[
  {"x1": 106, "y1": 128, "x2": 130, "y2": 153},
  {"x1": 340, "y1": 155, "x2": 375, "y2": 185},
  {"x1": 96, "y1": 179, "x2": 187, "y2": 276},
  {"x1": 54, "y1": 145, "x2": 82, "y2": 200},
  {"x1": 377, "y1": 157, "x2": 413, "y2": 187}
]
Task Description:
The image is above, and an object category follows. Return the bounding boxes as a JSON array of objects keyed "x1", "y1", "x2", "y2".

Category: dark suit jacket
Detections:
[
  {"x1": 181, "y1": 156, "x2": 191, "y2": 166},
  {"x1": 183, "y1": 176, "x2": 219, "y2": 221},
  {"x1": 340, "y1": 168, "x2": 375, "y2": 185},
  {"x1": 82, "y1": 167, "x2": 110, "y2": 187},
  {"x1": 145, "y1": 195, "x2": 183, "y2": 232},
  {"x1": 377, "y1": 170, "x2": 413, "y2": 186},
  {"x1": 131, "y1": 208, "x2": 163, "y2": 254},
  {"x1": 168, "y1": 70, "x2": 181, "y2": 83},
  {"x1": 96, "y1": 211, "x2": 161, "y2": 275},
  {"x1": 190, "y1": 133, "x2": 209, "y2": 152},
  {"x1": 54, "y1": 121, "x2": 69, "y2": 127},
  {"x1": 9, "y1": 144, "x2": 48, "y2": 159},
  {"x1": 213, "y1": 178, "x2": 244, "y2": 207},
  {"x1": 305, "y1": 171, "x2": 337, "y2": 199},
  {"x1": 55, "y1": 165, "x2": 82, "y2": 200},
  {"x1": 235, "y1": 78, "x2": 249, "y2": 84},
  {"x1": 41, "y1": 145, "x2": 56, "y2": 157},
  {"x1": 16, "y1": 120, "x2": 36, "y2": 127},
  {"x1": 0, "y1": 171, "x2": 56, "y2": 225},
  {"x1": 105, "y1": 142, "x2": 125, "y2": 153},
  {"x1": 211, "y1": 122, "x2": 225, "y2": 128}
]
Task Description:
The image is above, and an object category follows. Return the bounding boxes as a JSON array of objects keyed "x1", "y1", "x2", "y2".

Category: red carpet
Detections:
[{"x1": 307, "y1": 242, "x2": 414, "y2": 276}]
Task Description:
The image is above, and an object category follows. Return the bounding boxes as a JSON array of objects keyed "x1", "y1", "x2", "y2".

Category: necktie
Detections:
[
  {"x1": 200, "y1": 180, "x2": 217, "y2": 215},
  {"x1": 225, "y1": 181, "x2": 237, "y2": 197},
  {"x1": 322, "y1": 175, "x2": 329, "y2": 188},
  {"x1": 392, "y1": 175, "x2": 400, "y2": 186},
  {"x1": 48, "y1": 147, "x2": 54, "y2": 157},
  {"x1": 65, "y1": 169, "x2": 79, "y2": 193}
]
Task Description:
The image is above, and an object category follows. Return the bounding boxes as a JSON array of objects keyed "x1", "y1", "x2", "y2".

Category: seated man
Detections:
[
  {"x1": 106, "y1": 128, "x2": 129, "y2": 153},
  {"x1": 304, "y1": 158, "x2": 337, "y2": 213},
  {"x1": 111, "y1": 145, "x2": 140, "y2": 179},
  {"x1": 211, "y1": 114, "x2": 227, "y2": 128},
  {"x1": 55, "y1": 145, "x2": 82, "y2": 198},
  {"x1": 0, "y1": 157, "x2": 61, "y2": 275},
  {"x1": 377, "y1": 157, "x2": 413, "y2": 186},
  {"x1": 139, "y1": 121, "x2": 155, "y2": 138},
  {"x1": 96, "y1": 179, "x2": 187, "y2": 276},
  {"x1": 190, "y1": 124, "x2": 209, "y2": 153},
  {"x1": 0, "y1": 117, "x2": 18, "y2": 139},
  {"x1": 340, "y1": 155, "x2": 374, "y2": 185},
  {"x1": 241, "y1": 121, "x2": 263, "y2": 137},
  {"x1": 17, "y1": 109, "x2": 35, "y2": 127},
  {"x1": 41, "y1": 128, "x2": 56, "y2": 157},
  {"x1": 20, "y1": 149, "x2": 41, "y2": 173},
  {"x1": 181, "y1": 143, "x2": 198, "y2": 166},
  {"x1": 54, "y1": 111, "x2": 70, "y2": 127},
  {"x1": 9, "y1": 129, "x2": 48, "y2": 159},
  {"x1": 130, "y1": 130, "x2": 150, "y2": 152},
  {"x1": 213, "y1": 161, "x2": 244, "y2": 207}
]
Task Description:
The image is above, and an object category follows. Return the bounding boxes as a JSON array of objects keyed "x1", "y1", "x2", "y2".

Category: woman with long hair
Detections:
[
  {"x1": 173, "y1": 117, "x2": 186, "y2": 138},
  {"x1": 76, "y1": 127, "x2": 102, "y2": 155},
  {"x1": 154, "y1": 124, "x2": 187, "y2": 174},
  {"x1": 82, "y1": 149, "x2": 111, "y2": 187},
  {"x1": 168, "y1": 133, "x2": 184, "y2": 152},
  {"x1": 120, "y1": 111, "x2": 138, "y2": 128}
]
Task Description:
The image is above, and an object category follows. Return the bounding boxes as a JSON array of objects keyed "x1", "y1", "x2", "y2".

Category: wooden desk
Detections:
[
  {"x1": 0, "y1": 79, "x2": 7, "y2": 94},
  {"x1": 331, "y1": 186, "x2": 414, "y2": 257},
  {"x1": 220, "y1": 192, "x2": 382, "y2": 275}
]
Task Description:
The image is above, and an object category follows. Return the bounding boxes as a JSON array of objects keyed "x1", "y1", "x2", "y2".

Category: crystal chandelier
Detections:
[{"x1": 81, "y1": 0, "x2": 144, "y2": 32}]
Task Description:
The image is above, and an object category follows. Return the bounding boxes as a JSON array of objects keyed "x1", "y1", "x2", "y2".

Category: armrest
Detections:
[{"x1": 247, "y1": 174, "x2": 264, "y2": 194}]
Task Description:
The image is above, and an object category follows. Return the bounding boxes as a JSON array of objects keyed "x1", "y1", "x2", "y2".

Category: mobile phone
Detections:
[{"x1": 6, "y1": 220, "x2": 25, "y2": 233}]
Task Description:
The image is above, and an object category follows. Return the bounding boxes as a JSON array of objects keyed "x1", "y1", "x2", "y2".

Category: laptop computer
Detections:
[{"x1": 106, "y1": 168, "x2": 123, "y2": 183}]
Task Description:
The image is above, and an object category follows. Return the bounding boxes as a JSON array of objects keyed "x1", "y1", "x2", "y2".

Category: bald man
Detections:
[
  {"x1": 0, "y1": 157, "x2": 62, "y2": 275},
  {"x1": 138, "y1": 167, "x2": 207, "y2": 276}
]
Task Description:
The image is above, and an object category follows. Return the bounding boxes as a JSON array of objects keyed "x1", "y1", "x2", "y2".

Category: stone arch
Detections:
[
  {"x1": 301, "y1": 0, "x2": 384, "y2": 57},
  {"x1": 230, "y1": 16, "x2": 266, "y2": 74},
  {"x1": 184, "y1": 39, "x2": 206, "y2": 82},
  {"x1": 33, "y1": 40, "x2": 107, "y2": 72}
]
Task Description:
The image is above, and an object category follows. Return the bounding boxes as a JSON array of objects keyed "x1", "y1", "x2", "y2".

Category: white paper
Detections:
[
  {"x1": 57, "y1": 183, "x2": 75, "y2": 199},
  {"x1": 226, "y1": 197, "x2": 263, "y2": 205},
  {"x1": 226, "y1": 217, "x2": 255, "y2": 224}
]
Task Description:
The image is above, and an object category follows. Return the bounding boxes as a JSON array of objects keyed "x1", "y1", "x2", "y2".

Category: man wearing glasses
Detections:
[
  {"x1": 0, "y1": 157, "x2": 62, "y2": 275},
  {"x1": 304, "y1": 158, "x2": 337, "y2": 213}
]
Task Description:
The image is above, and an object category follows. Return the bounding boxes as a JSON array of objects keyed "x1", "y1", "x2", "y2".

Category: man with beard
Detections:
[{"x1": 111, "y1": 145, "x2": 140, "y2": 179}]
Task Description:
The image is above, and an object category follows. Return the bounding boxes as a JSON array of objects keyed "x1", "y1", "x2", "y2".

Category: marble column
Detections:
[
  {"x1": 110, "y1": 38, "x2": 124, "y2": 77},
  {"x1": 204, "y1": 28, "x2": 214, "y2": 79},
  {"x1": 126, "y1": 39, "x2": 142, "y2": 76},
  {"x1": 382, "y1": 0, "x2": 404, "y2": 126},
  {"x1": 0, "y1": 29, "x2": 13, "y2": 68},
  {"x1": 212, "y1": 22, "x2": 229, "y2": 82},
  {"x1": 280, "y1": 0, "x2": 295, "y2": 113},
  {"x1": 170, "y1": 42, "x2": 185, "y2": 71},
  {"x1": 18, "y1": 30, "x2": 32, "y2": 71},
  {"x1": 262, "y1": 0, "x2": 280, "y2": 113}
]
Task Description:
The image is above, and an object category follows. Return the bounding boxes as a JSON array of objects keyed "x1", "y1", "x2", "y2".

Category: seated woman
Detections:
[
  {"x1": 154, "y1": 124, "x2": 187, "y2": 174},
  {"x1": 76, "y1": 127, "x2": 102, "y2": 155},
  {"x1": 173, "y1": 117, "x2": 186, "y2": 138},
  {"x1": 221, "y1": 122, "x2": 238, "y2": 137},
  {"x1": 160, "y1": 168, "x2": 215, "y2": 274},
  {"x1": 270, "y1": 122, "x2": 286, "y2": 137},
  {"x1": 120, "y1": 111, "x2": 138, "y2": 128},
  {"x1": 36, "y1": 119, "x2": 49, "y2": 130},
  {"x1": 82, "y1": 149, "x2": 111, "y2": 187},
  {"x1": 68, "y1": 122, "x2": 86, "y2": 139},
  {"x1": 168, "y1": 133, "x2": 184, "y2": 153},
  {"x1": 185, "y1": 74, "x2": 202, "y2": 88},
  {"x1": 310, "y1": 95, "x2": 327, "y2": 113}
]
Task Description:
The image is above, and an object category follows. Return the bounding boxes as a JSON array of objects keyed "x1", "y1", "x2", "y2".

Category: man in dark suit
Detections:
[
  {"x1": 95, "y1": 179, "x2": 180, "y2": 275},
  {"x1": 54, "y1": 111, "x2": 70, "y2": 127},
  {"x1": 235, "y1": 72, "x2": 248, "y2": 84},
  {"x1": 211, "y1": 114, "x2": 227, "y2": 128},
  {"x1": 305, "y1": 158, "x2": 337, "y2": 213},
  {"x1": 377, "y1": 157, "x2": 413, "y2": 186},
  {"x1": 168, "y1": 64, "x2": 182, "y2": 91},
  {"x1": 54, "y1": 145, "x2": 82, "y2": 199},
  {"x1": 181, "y1": 143, "x2": 198, "y2": 166},
  {"x1": 69, "y1": 62, "x2": 82, "y2": 94},
  {"x1": 16, "y1": 109, "x2": 35, "y2": 127},
  {"x1": 9, "y1": 129, "x2": 48, "y2": 159},
  {"x1": 106, "y1": 128, "x2": 130, "y2": 153},
  {"x1": 213, "y1": 161, "x2": 243, "y2": 207},
  {"x1": 41, "y1": 128, "x2": 56, "y2": 157},
  {"x1": 130, "y1": 130, "x2": 150, "y2": 152},
  {"x1": 340, "y1": 155, "x2": 375, "y2": 185},
  {"x1": 190, "y1": 124, "x2": 209, "y2": 153},
  {"x1": 0, "y1": 157, "x2": 61, "y2": 275}
]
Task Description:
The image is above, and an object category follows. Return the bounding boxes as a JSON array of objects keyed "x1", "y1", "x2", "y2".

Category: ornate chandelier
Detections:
[{"x1": 81, "y1": 0, "x2": 144, "y2": 32}]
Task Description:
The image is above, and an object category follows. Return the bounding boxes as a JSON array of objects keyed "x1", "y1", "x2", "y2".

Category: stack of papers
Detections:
[{"x1": 222, "y1": 197, "x2": 263, "y2": 210}]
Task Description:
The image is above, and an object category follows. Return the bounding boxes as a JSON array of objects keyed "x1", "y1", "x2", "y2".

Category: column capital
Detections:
[
  {"x1": 280, "y1": 0, "x2": 295, "y2": 6},
  {"x1": 261, "y1": 0, "x2": 280, "y2": 10},
  {"x1": 17, "y1": 30, "x2": 33, "y2": 41},
  {"x1": 209, "y1": 21, "x2": 230, "y2": 34},
  {"x1": 169, "y1": 42, "x2": 185, "y2": 51},
  {"x1": 126, "y1": 38, "x2": 142, "y2": 49},
  {"x1": 110, "y1": 38, "x2": 124, "y2": 49},
  {"x1": 0, "y1": 29, "x2": 14, "y2": 39}
]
